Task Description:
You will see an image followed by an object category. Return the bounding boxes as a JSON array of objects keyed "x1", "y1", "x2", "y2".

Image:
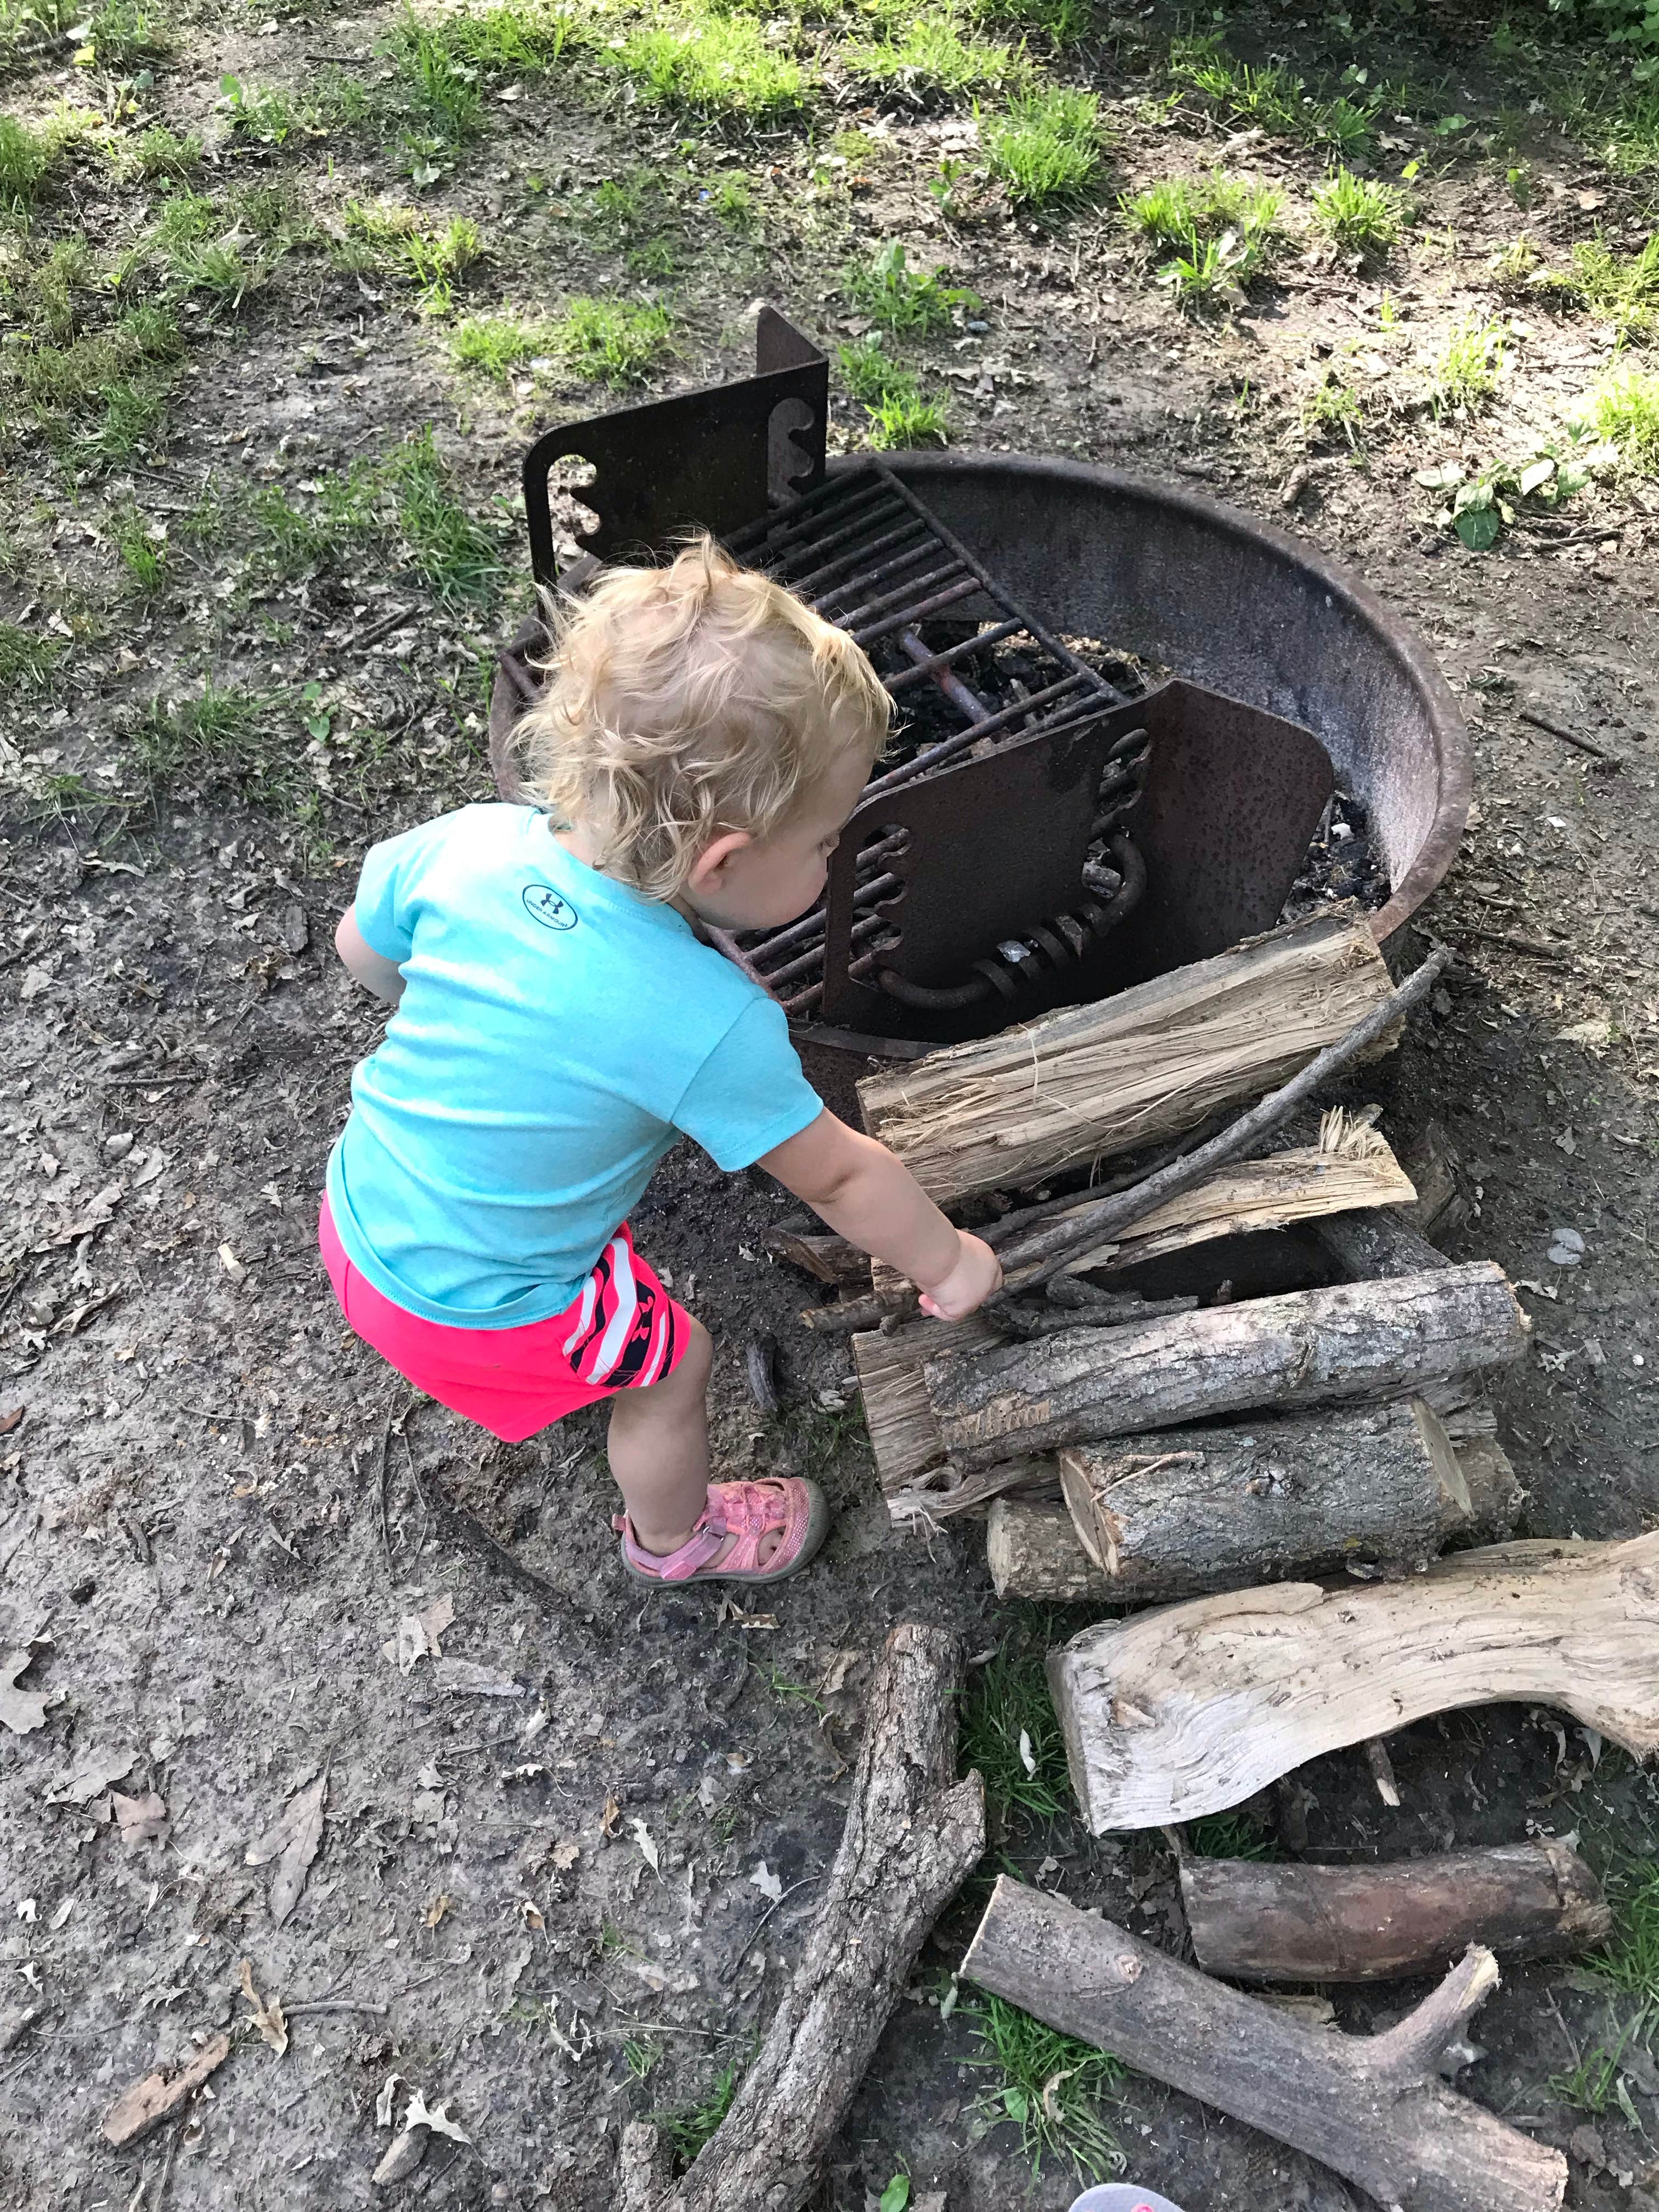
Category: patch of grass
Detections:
[
  {"x1": 1182, "y1": 1810, "x2": 1274, "y2": 1859},
  {"x1": 1572, "y1": 233, "x2": 1659, "y2": 343},
  {"x1": 958, "y1": 1641, "x2": 1069, "y2": 1823},
  {"x1": 967, "y1": 1995, "x2": 1124, "y2": 2182},
  {"x1": 132, "y1": 681, "x2": 298, "y2": 804},
  {"x1": 1169, "y1": 32, "x2": 1376, "y2": 156},
  {"x1": 1585, "y1": 1857, "x2": 1659, "y2": 1997},
  {"x1": 218, "y1": 73, "x2": 310, "y2": 149},
  {"x1": 119, "y1": 125, "x2": 203, "y2": 181},
  {"x1": 1427, "y1": 315, "x2": 1507, "y2": 419},
  {"x1": 843, "y1": 9, "x2": 1020, "y2": 100},
  {"x1": 402, "y1": 214, "x2": 481, "y2": 312},
  {"x1": 1310, "y1": 166, "x2": 1401, "y2": 258},
  {"x1": 984, "y1": 86, "x2": 1104, "y2": 212},
  {"x1": 1124, "y1": 172, "x2": 1283, "y2": 307},
  {"x1": 4, "y1": 303, "x2": 183, "y2": 466},
  {"x1": 25, "y1": 235, "x2": 96, "y2": 344},
  {"x1": 842, "y1": 238, "x2": 978, "y2": 334},
  {"x1": 449, "y1": 310, "x2": 554, "y2": 380},
  {"x1": 623, "y1": 2035, "x2": 661, "y2": 2081},
  {"x1": 85, "y1": 0, "x2": 171, "y2": 67},
  {"x1": 1301, "y1": 368, "x2": 1363, "y2": 449},
  {"x1": 709, "y1": 174, "x2": 757, "y2": 230},
  {"x1": 975, "y1": 0, "x2": 1092, "y2": 45},
  {"x1": 250, "y1": 461, "x2": 380, "y2": 578},
  {"x1": 0, "y1": 620, "x2": 60, "y2": 689},
  {"x1": 607, "y1": 6, "x2": 807, "y2": 122},
  {"x1": 111, "y1": 499, "x2": 166, "y2": 591},
  {"x1": 382, "y1": 425, "x2": 507, "y2": 605},
  {"x1": 388, "y1": 10, "x2": 486, "y2": 143},
  {"x1": 838, "y1": 334, "x2": 950, "y2": 443},
  {"x1": 658, "y1": 2054, "x2": 745, "y2": 2165},
  {"x1": 0, "y1": 116, "x2": 51, "y2": 207},
  {"x1": 1550, "y1": 2010, "x2": 1644, "y2": 2116},
  {"x1": 551, "y1": 296, "x2": 673, "y2": 387},
  {"x1": 436, "y1": 0, "x2": 575, "y2": 76}
]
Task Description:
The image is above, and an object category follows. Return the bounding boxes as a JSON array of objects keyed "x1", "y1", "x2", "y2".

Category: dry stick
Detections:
[
  {"x1": 990, "y1": 942, "x2": 1452, "y2": 1299},
  {"x1": 1517, "y1": 705, "x2": 1622, "y2": 763}
]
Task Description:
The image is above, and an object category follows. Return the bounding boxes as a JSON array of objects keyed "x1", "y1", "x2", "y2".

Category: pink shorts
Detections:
[{"x1": 319, "y1": 1199, "x2": 695, "y2": 1442}]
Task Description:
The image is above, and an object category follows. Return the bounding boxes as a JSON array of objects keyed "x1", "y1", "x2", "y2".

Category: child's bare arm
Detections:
[
  {"x1": 759, "y1": 1110, "x2": 1001, "y2": 1321},
  {"x1": 335, "y1": 906, "x2": 406, "y2": 1007}
]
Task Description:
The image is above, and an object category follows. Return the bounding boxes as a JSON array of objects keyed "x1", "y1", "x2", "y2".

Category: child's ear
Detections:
[{"x1": 686, "y1": 830, "x2": 751, "y2": 898}]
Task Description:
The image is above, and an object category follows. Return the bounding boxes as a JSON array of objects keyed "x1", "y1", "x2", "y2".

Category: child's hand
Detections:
[{"x1": 917, "y1": 1232, "x2": 1003, "y2": 1321}]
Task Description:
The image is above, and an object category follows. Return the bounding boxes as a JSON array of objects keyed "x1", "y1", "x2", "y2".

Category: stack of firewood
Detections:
[
  {"x1": 752, "y1": 906, "x2": 1659, "y2": 2212},
  {"x1": 776, "y1": 908, "x2": 1528, "y2": 1596}
]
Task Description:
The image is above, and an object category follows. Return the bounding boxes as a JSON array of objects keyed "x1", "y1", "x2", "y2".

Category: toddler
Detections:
[{"x1": 322, "y1": 537, "x2": 1001, "y2": 1585}]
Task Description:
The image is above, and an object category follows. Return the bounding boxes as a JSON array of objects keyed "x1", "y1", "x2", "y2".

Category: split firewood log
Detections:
[
  {"x1": 857, "y1": 909, "x2": 1397, "y2": 1206},
  {"x1": 963, "y1": 1877, "x2": 1568, "y2": 2212},
  {"x1": 633, "y1": 1625, "x2": 983, "y2": 2212},
  {"x1": 1048, "y1": 1533, "x2": 1659, "y2": 1831},
  {"x1": 1179, "y1": 1839, "x2": 1611, "y2": 1984},
  {"x1": 926, "y1": 1262, "x2": 1529, "y2": 1474},
  {"x1": 1312, "y1": 1205, "x2": 1454, "y2": 1280}
]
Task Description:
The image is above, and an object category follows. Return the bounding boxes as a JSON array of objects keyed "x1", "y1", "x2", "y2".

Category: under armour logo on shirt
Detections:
[{"x1": 523, "y1": 883, "x2": 578, "y2": 931}]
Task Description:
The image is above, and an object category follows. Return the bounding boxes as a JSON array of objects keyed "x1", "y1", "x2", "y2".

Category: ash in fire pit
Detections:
[{"x1": 490, "y1": 308, "x2": 1446, "y2": 1059}]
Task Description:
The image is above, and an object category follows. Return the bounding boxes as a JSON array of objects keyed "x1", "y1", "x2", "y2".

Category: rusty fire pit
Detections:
[{"x1": 489, "y1": 312, "x2": 1468, "y2": 1064}]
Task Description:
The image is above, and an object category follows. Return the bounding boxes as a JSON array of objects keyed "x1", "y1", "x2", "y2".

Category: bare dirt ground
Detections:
[{"x1": 5, "y1": 2, "x2": 1659, "y2": 2207}]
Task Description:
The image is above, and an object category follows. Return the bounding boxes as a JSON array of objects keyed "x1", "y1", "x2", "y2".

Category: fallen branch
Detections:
[
  {"x1": 963, "y1": 1877, "x2": 1567, "y2": 2212},
  {"x1": 1049, "y1": 1533, "x2": 1659, "y2": 1831},
  {"x1": 1180, "y1": 1839, "x2": 1612, "y2": 1984},
  {"x1": 645, "y1": 1625, "x2": 984, "y2": 2212}
]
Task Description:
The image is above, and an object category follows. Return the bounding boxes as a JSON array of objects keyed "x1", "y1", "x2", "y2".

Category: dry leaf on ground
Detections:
[
  {"x1": 431, "y1": 1657, "x2": 521, "y2": 1697},
  {"x1": 630, "y1": 1818, "x2": 660, "y2": 1876},
  {"x1": 99, "y1": 2031, "x2": 232, "y2": 2147},
  {"x1": 0, "y1": 1648, "x2": 52, "y2": 1735},
  {"x1": 749, "y1": 1860, "x2": 784, "y2": 1903},
  {"x1": 112, "y1": 1790, "x2": 169, "y2": 1847},
  {"x1": 245, "y1": 1774, "x2": 326, "y2": 1926},
  {"x1": 423, "y1": 1893, "x2": 451, "y2": 1930},
  {"x1": 238, "y1": 1958, "x2": 289, "y2": 2055},
  {"x1": 44, "y1": 1749, "x2": 134, "y2": 1807}
]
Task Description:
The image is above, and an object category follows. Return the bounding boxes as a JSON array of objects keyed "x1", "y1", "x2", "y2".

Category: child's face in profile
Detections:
[{"x1": 680, "y1": 741, "x2": 872, "y2": 935}]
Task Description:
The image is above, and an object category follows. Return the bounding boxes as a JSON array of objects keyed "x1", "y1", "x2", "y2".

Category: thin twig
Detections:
[
  {"x1": 1517, "y1": 706, "x2": 1622, "y2": 763},
  {"x1": 283, "y1": 1999, "x2": 390, "y2": 2018}
]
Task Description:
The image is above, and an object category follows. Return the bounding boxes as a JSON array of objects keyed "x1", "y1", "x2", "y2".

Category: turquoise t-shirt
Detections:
[{"x1": 325, "y1": 804, "x2": 824, "y2": 1327}]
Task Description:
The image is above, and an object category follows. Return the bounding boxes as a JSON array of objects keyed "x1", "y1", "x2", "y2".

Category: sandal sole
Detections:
[{"x1": 620, "y1": 1480, "x2": 831, "y2": 1587}]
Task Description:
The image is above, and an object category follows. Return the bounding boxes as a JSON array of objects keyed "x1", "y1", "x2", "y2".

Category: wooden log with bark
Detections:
[
  {"x1": 1049, "y1": 1533, "x2": 1659, "y2": 1832},
  {"x1": 856, "y1": 909, "x2": 1398, "y2": 1206},
  {"x1": 1179, "y1": 1839, "x2": 1611, "y2": 1984},
  {"x1": 926, "y1": 1262, "x2": 1529, "y2": 1474},
  {"x1": 986, "y1": 1407, "x2": 1531, "y2": 1601},
  {"x1": 986, "y1": 1404, "x2": 1522, "y2": 1602},
  {"x1": 963, "y1": 1876, "x2": 1568, "y2": 2212},
  {"x1": 627, "y1": 1624, "x2": 984, "y2": 2212},
  {"x1": 1313, "y1": 1205, "x2": 1455, "y2": 1280}
]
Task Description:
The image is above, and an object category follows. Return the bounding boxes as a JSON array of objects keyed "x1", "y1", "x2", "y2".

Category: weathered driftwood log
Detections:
[
  {"x1": 1058, "y1": 1399, "x2": 1464, "y2": 1596},
  {"x1": 1180, "y1": 1839, "x2": 1611, "y2": 1984},
  {"x1": 926, "y1": 1263, "x2": 1529, "y2": 1474},
  {"x1": 647, "y1": 1624, "x2": 984, "y2": 2212},
  {"x1": 963, "y1": 1877, "x2": 1568, "y2": 2212},
  {"x1": 857, "y1": 909, "x2": 1397, "y2": 1206},
  {"x1": 987, "y1": 1409, "x2": 1519, "y2": 1602},
  {"x1": 1049, "y1": 1533, "x2": 1659, "y2": 1831}
]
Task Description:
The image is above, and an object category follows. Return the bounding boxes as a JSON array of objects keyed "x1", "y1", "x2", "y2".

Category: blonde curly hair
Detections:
[{"x1": 511, "y1": 535, "x2": 891, "y2": 903}]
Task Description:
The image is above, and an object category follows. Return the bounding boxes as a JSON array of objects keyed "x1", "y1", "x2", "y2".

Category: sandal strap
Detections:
[
  {"x1": 612, "y1": 1481, "x2": 801, "y2": 1582},
  {"x1": 612, "y1": 1492, "x2": 731, "y2": 1583}
]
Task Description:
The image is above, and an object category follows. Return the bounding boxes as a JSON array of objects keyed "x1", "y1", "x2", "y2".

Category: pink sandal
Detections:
[{"x1": 614, "y1": 1477, "x2": 830, "y2": 1585}]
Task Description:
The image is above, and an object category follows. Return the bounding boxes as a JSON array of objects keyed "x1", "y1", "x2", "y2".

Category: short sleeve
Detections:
[
  {"x1": 672, "y1": 997, "x2": 823, "y2": 1170},
  {"x1": 352, "y1": 817, "x2": 449, "y2": 964}
]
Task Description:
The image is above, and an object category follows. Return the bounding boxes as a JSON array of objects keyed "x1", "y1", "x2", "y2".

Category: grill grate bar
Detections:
[
  {"x1": 864, "y1": 670, "x2": 1097, "y2": 798},
  {"x1": 883, "y1": 619, "x2": 1026, "y2": 692},
  {"x1": 810, "y1": 538, "x2": 958, "y2": 621},
  {"x1": 774, "y1": 510, "x2": 919, "y2": 596},
  {"x1": 826, "y1": 555, "x2": 972, "y2": 635}
]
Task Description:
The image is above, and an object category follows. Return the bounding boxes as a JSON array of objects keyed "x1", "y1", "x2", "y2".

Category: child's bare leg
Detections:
[{"x1": 605, "y1": 1317, "x2": 779, "y2": 1565}]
